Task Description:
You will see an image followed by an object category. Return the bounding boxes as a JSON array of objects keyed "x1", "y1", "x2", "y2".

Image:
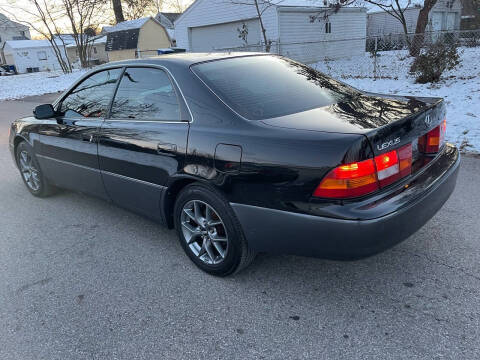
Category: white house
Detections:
[
  {"x1": 366, "y1": 0, "x2": 462, "y2": 37},
  {"x1": 155, "y1": 12, "x2": 182, "y2": 44},
  {"x1": 2, "y1": 40, "x2": 67, "y2": 73},
  {"x1": 174, "y1": 0, "x2": 367, "y2": 64},
  {"x1": 0, "y1": 13, "x2": 30, "y2": 50}
]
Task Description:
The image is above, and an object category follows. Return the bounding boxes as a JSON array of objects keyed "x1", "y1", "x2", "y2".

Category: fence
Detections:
[{"x1": 212, "y1": 29, "x2": 480, "y2": 80}]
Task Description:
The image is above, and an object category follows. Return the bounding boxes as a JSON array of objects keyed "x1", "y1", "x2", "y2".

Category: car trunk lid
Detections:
[{"x1": 261, "y1": 92, "x2": 447, "y2": 179}]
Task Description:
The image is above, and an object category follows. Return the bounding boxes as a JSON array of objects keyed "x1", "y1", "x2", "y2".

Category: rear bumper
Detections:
[{"x1": 231, "y1": 144, "x2": 460, "y2": 259}]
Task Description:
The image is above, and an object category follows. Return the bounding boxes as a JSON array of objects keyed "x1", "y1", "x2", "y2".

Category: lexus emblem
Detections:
[{"x1": 425, "y1": 114, "x2": 432, "y2": 126}]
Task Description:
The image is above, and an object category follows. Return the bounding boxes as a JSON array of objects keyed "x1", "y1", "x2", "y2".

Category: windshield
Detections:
[{"x1": 192, "y1": 55, "x2": 359, "y2": 120}]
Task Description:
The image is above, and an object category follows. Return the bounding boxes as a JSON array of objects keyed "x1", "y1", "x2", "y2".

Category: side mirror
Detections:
[{"x1": 33, "y1": 104, "x2": 57, "y2": 119}]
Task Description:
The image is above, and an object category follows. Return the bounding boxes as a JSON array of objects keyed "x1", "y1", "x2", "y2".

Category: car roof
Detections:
[{"x1": 104, "y1": 52, "x2": 268, "y2": 68}]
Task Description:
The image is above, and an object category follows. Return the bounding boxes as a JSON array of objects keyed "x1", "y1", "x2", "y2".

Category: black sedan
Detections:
[{"x1": 9, "y1": 53, "x2": 460, "y2": 276}]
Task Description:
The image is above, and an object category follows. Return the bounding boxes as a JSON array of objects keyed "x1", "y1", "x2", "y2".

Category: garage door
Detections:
[{"x1": 190, "y1": 18, "x2": 261, "y2": 52}]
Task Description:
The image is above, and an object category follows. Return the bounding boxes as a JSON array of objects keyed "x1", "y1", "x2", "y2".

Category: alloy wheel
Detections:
[
  {"x1": 19, "y1": 150, "x2": 41, "y2": 192},
  {"x1": 180, "y1": 200, "x2": 228, "y2": 265}
]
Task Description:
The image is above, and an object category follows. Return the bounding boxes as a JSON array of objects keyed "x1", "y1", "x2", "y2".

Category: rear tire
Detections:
[
  {"x1": 174, "y1": 183, "x2": 255, "y2": 276},
  {"x1": 16, "y1": 141, "x2": 55, "y2": 197}
]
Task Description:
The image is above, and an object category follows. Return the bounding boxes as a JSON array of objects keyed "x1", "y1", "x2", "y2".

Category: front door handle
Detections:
[
  {"x1": 157, "y1": 143, "x2": 177, "y2": 154},
  {"x1": 82, "y1": 134, "x2": 95, "y2": 143}
]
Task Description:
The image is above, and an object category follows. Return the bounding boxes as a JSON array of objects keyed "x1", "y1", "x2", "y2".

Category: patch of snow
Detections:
[
  {"x1": 0, "y1": 69, "x2": 87, "y2": 101},
  {"x1": 313, "y1": 47, "x2": 480, "y2": 152},
  {"x1": 102, "y1": 17, "x2": 150, "y2": 33},
  {"x1": 4, "y1": 40, "x2": 52, "y2": 49}
]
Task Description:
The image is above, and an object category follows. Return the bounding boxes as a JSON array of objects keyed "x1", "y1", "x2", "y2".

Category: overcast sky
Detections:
[{"x1": 0, "y1": 0, "x2": 191, "y2": 37}]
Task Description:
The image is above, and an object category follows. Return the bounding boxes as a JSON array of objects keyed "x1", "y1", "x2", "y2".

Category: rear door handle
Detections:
[
  {"x1": 82, "y1": 134, "x2": 95, "y2": 143},
  {"x1": 157, "y1": 143, "x2": 177, "y2": 154}
]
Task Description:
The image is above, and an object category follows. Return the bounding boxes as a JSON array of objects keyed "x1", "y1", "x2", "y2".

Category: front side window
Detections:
[
  {"x1": 110, "y1": 67, "x2": 180, "y2": 121},
  {"x1": 60, "y1": 68, "x2": 122, "y2": 118}
]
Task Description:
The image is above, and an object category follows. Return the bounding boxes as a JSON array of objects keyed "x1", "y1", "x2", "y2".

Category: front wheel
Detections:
[
  {"x1": 16, "y1": 141, "x2": 55, "y2": 197},
  {"x1": 174, "y1": 184, "x2": 255, "y2": 276}
]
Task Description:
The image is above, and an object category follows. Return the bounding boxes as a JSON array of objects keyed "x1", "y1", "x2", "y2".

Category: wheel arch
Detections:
[
  {"x1": 162, "y1": 176, "x2": 200, "y2": 228},
  {"x1": 13, "y1": 135, "x2": 31, "y2": 166},
  {"x1": 162, "y1": 176, "x2": 231, "y2": 229}
]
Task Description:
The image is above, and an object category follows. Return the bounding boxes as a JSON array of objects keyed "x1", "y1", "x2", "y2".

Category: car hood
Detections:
[{"x1": 259, "y1": 93, "x2": 441, "y2": 135}]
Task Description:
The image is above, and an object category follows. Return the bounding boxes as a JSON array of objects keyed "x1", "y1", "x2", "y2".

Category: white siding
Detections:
[
  {"x1": 0, "y1": 13, "x2": 31, "y2": 50},
  {"x1": 190, "y1": 18, "x2": 261, "y2": 51},
  {"x1": 3, "y1": 44, "x2": 65, "y2": 73},
  {"x1": 278, "y1": 8, "x2": 367, "y2": 63},
  {"x1": 175, "y1": 0, "x2": 278, "y2": 50},
  {"x1": 367, "y1": 8, "x2": 420, "y2": 36},
  {"x1": 367, "y1": 0, "x2": 462, "y2": 36}
]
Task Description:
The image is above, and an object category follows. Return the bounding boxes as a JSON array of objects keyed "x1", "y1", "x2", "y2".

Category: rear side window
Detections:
[
  {"x1": 192, "y1": 56, "x2": 356, "y2": 120},
  {"x1": 110, "y1": 67, "x2": 180, "y2": 121},
  {"x1": 60, "y1": 68, "x2": 122, "y2": 118}
]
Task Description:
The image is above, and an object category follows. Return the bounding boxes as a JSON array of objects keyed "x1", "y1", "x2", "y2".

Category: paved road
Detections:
[{"x1": 1, "y1": 94, "x2": 480, "y2": 360}]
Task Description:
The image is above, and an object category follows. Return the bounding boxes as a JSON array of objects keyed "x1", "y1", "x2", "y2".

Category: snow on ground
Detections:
[
  {"x1": 313, "y1": 47, "x2": 480, "y2": 152},
  {"x1": 0, "y1": 47, "x2": 478, "y2": 152},
  {"x1": 0, "y1": 69, "x2": 86, "y2": 101}
]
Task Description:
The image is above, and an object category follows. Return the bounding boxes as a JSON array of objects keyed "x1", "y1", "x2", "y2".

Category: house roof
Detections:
[
  {"x1": 52, "y1": 34, "x2": 76, "y2": 46},
  {"x1": 65, "y1": 35, "x2": 107, "y2": 48},
  {"x1": 102, "y1": 17, "x2": 151, "y2": 33},
  {"x1": 278, "y1": 0, "x2": 358, "y2": 7},
  {"x1": 160, "y1": 12, "x2": 181, "y2": 23},
  {"x1": 155, "y1": 12, "x2": 182, "y2": 28},
  {"x1": 4, "y1": 39, "x2": 51, "y2": 49},
  {"x1": 175, "y1": 0, "x2": 363, "y2": 24},
  {"x1": 0, "y1": 13, "x2": 29, "y2": 31}
]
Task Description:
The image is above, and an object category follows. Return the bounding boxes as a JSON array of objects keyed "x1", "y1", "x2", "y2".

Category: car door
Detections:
[
  {"x1": 98, "y1": 66, "x2": 190, "y2": 220},
  {"x1": 36, "y1": 67, "x2": 123, "y2": 198}
]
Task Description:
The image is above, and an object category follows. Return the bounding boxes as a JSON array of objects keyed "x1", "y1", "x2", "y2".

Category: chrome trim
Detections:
[
  {"x1": 104, "y1": 119, "x2": 190, "y2": 124},
  {"x1": 101, "y1": 170, "x2": 167, "y2": 189},
  {"x1": 37, "y1": 154, "x2": 100, "y2": 172},
  {"x1": 37, "y1": 154, "x2": 168, "y2": 189}
]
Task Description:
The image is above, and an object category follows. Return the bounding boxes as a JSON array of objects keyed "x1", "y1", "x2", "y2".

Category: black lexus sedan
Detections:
[{"x1": 9, "y1": 53, "x2": 460, "y2": 276}]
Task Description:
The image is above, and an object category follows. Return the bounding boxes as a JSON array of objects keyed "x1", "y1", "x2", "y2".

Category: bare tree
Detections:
[
  {"x1": 112, "y1": 0, "x2": 125, "y2": 23},
  {"x1": 229, "y1": 0, "x2": 284, "y2": 52},
  {"x1": 167, "y1": 0, "x2": 191, "y2": 12},
  {"x1": 309, "y1": 0, "x2": 357, "y2": 22},
  {"x1": 61, "y1": 0, "x2": 106, "y2": 68},
  {"x1": 122, "y1": 0, "x2": 165, "y2": 19},
  {"x1": 0, "y1": 1, "x2": 72, "y2": 73},
  {"x1": 410, "y1": 0, "x2": 439, "y2": 56},
  {"x1": 362, "y1": 0, "x2": 413, "y2": 41}
]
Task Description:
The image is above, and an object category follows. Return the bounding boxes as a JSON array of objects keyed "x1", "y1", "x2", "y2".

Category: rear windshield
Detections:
[{"x1": 192, "y1": 55, "x2": 358, "y2": 120}]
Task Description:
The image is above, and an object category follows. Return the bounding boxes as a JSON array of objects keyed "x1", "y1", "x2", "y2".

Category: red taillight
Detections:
[
  {"x1": 314, "y1": 143, "x2": 413, "y2": 199},
  {"x1": 313, "y1": 158, "x2": 379, "y2": 199},
  {"x1": 418, "y1": 119, "x2": 446, "y2": 153},
  {"x1": 374, "y1": 150, "x2": 399, "y2": 187},
  {"x1": 397, "y1": 143, "x2": 412, "y2": 178}
]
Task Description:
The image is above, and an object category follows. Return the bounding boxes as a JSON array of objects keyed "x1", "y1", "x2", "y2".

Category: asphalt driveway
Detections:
[{"x1": 1, "y1": 94, "x2": 479, "y2": 359}]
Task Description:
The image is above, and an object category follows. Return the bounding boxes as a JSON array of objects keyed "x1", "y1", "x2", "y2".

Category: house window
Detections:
[
  {"x1": 325, "y1": 22, "x2": 332, "y2": 33},
  {"x1": 37, "y1": 51, "x2": 47, "y2": 60},
  {"x1": 20, "y1": 31, "x2": 25, "y2": 37},
  {"x1": 93, "y1": 47, "x2": 97, "y2": 54}
]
